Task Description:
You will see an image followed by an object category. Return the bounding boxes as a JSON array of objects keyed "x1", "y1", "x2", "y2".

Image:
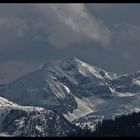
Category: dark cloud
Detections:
[
  {"x1": 0, "y1": 4, "x2": 140, "y2": 83},
  {"x1": 86, "y1": 4, "x2": 140, "y2": 26},
  {"x1": 0, "y1": 4, "x2": 112, "y2": 50}
]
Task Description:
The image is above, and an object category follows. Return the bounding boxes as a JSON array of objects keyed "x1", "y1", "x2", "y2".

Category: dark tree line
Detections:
[
  {"x1": 68, "y1": 111, "x2": 140, "y2": 137},
  {"x1": 93, "y1": 111, "x2": 140, "y2": 137}
]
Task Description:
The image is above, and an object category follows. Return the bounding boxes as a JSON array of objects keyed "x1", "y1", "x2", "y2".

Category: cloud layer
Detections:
[
  {"x1": 1, "y1": 4, "x2": 140, "y2": 83},
  {"x1": 0, "y1": 4, "x2": 112, "y2": 49},
  {"x1": 36, "y1": 4, "x2": 111, "y2": 48}
]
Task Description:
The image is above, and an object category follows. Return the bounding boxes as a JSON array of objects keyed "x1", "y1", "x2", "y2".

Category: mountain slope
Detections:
[
  {"x1": 0, "y1": 96, "x2": 80, "y2": 137},
  {"x1": 0, "y1": 57, "x2": 140, "y2": 130},
  {"x1": 0, "y1": 58, "x2": 116, "y2": 119}
]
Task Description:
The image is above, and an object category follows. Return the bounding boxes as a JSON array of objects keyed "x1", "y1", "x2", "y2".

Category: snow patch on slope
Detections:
[
  {"x1": 110, "y1": 88, "x2": 135, "y2": 97},
  {"x1": 60, "y1": 83, "x2": 70, "y2": 93},
  {"x1": 63, "y1": 96, "x2": 93, "y2": 121},
  {"x1": 133, "y1": 79, "x2": 140, "y2": 86}
]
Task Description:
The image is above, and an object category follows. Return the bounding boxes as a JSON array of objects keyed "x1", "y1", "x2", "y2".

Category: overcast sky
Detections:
[{"x1": 0, "y1": 4, "x2": 140, "y2": 84}]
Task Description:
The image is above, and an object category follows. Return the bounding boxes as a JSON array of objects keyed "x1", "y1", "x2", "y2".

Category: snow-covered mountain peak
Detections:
[
  {"x1": 1, "y1": 57, "x2": 133, "y2": 130},
  {"x1": 69, "y1": 57, "x2": 87, "y2": 65},
  {"x1": 41, "y1": 57, "x2": 117, "y2": 81},
  {"x1": 42, "y1": 57, "x2": 80, "y2": 70},
  {"x1": 69, "y1": 57, "x2": 118, "y2": 80}
]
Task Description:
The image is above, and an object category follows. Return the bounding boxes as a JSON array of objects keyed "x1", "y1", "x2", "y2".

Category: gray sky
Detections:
[{"x1": 0, "y1": 4, "x2": 140, "y2": 84}]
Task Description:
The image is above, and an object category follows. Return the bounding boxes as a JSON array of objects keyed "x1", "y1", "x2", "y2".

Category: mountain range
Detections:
[{"x1": 0, "y1": 57, "x2": 140, "y2": 136}]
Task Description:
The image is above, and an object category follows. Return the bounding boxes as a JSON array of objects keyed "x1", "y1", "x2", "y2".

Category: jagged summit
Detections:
[
  {"x1": 42, "y1": 57, "x2": 99, "y2": 69},
  {"x1": 42, "y1": 57, "x2": 80, "y2": 69},
  {"x1": 41, "y1": 57, "x2": 117, "y2": 80},
  {"x1": 70, "y1": 57, "x2": 79, "y2": 61},
  {"x1": 69, "y1": 57, "x2": 86, "y2": 64}
]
